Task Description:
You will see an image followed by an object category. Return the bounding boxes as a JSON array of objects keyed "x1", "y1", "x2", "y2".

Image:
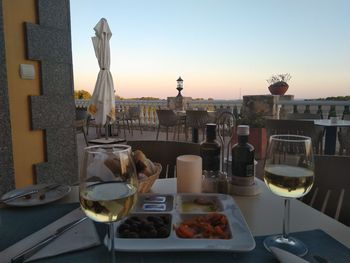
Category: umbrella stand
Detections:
[
  {"x1": 105, "y1": 116, "x2": 110, "y2": 140},
  {"x1": 89, "y1": 117, "x2": 126, "y2": 145}
]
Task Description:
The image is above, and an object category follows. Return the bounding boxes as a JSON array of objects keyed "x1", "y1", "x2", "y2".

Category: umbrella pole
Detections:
[{"x1": 105, "y1": 116, "x2": 110, "y2": 140}]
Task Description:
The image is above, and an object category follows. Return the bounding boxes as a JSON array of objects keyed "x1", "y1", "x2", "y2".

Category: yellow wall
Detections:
[{"x1": 3, "y1": 0, "x2": 44, "y2": 187}]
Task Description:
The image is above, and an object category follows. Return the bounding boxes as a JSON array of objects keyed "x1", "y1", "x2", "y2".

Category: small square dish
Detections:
[
  {"x1": 177, "y1": 194, "x2": 223, "y2": 213},
  {"x1": 133, "y1": 194, "x2": 174, "y2": 212},
  {"x1": 174, "y1": 213, "x2": 231, "y2": 239},
  {"x1": 117, "y1": 214, "x2": 171, "y2": 239}
]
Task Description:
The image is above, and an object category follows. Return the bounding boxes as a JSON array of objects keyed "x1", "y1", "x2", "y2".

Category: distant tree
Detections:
[
  {"x1": 310, "y1": 96, "x2": 350, "y2": 101},
  {"x1": 125, "y1": 97, "x2": 160, "y2": 100},
  {"x1": 74, "y1": 90, "x2": 91, "y2": 99},
  {"x1": 115, "y1": 95, "x2": 124, "y2": 100}
]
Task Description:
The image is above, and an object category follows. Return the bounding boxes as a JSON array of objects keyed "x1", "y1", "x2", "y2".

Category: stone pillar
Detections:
[
  {"x1": 0, "y1": 0, "x2": 78, "y2": 194},
  {"x1": 0, "y1": 1, "x2": 15, "y2": 195},
  {"x1": 175, "y1": 94, "x2": 183, "y2": 110},
  {"x1": 242, "y1": 95, "x2": 279, "y2": 119},
  {"x1": 26, "y1": 0, "x2": 78, "y2": 185},
  {"x1": 277, "y1": 95, "x2": 294, "y2": 119},
  {"x1": 167, "y1": 97, "x2": 176, "y2": 109},
  {"x1": 167, "y1": 96, "x2": 192, "y2": 110}
]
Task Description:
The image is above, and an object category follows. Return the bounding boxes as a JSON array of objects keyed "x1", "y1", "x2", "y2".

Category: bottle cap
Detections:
[{"x1": 237, "y1": 125, "x2": 249, "y2": 135}]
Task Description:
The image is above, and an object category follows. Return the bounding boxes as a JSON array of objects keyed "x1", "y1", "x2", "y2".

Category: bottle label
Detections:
[
  {"x1": 246, "y1": 164, "x2": 254, "y2": 177},
  {"x1": 231, "y1": 160, "x2": 255, "y2": 177},
  {"x1": 231, "y1": 143, "x2": 255, "y2": 184}
]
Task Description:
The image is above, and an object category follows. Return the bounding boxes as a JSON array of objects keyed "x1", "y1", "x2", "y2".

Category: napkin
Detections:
[
  {"x1": 0, "y1": 208, "x2": 100, "y2": 263},
  {"x1": 270, "y1": 247, "x2": 310, "y2": 263}
]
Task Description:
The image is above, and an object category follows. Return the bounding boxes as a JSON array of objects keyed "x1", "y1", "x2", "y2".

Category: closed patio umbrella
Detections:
[{"x1": 88, "y1": 18, "x2": 116, "y2": 141}]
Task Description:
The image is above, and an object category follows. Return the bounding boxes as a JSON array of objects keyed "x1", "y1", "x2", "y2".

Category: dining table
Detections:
[
  {"x1": 314, "y1": 119, "x2": 350, "y2": 155},
  {"x1": 1, "y1": 179, "x2": 349, "y2": 262}
]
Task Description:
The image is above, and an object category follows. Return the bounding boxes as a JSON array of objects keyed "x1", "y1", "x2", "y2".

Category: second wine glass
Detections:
[
  {"x1": 79, "y1": 144, "x2": 138, "y2": 263},
  {"x1": 263, "y1": 135, "x2": 314, "y2": 256}
]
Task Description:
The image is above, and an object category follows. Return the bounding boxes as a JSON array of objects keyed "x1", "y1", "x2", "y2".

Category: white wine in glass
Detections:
[
  {"x1": 79, "y1": 144, "x2": 138, "y2": 263},
  {"x1": 263, "y1": 135, "x2": 314, "y2": 257}
]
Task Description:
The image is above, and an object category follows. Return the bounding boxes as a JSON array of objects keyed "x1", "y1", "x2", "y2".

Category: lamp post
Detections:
[
  {"x1": 175, "y1": 76, "x2": 184, "y2": 111},
  {"x1": 176, "y1": 76, "x2": 183, "y2": 97}
]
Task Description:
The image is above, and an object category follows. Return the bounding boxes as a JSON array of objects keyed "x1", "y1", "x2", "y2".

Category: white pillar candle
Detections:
[{"x1": 176, "y1": 155, "x2": 202, "y2": 193}]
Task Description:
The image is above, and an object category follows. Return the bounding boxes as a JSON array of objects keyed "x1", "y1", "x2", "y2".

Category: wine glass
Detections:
[
  {"x1": 263, "y1": 135, "x2": 314, "y2": 256},
  {"x1": 79, "y1": 144, "x2": 138, "y2": 263}
]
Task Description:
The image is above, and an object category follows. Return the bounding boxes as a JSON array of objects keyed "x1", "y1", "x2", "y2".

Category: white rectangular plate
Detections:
[{"x1": 109, "y1": 193, "x2": 255, "y2": 252}]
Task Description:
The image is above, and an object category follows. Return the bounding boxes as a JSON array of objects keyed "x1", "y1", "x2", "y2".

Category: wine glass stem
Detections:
[
  {"x1": 109, "y1": 223, "x2": 116, "y2": 263},
  {"x1": 282, "y1": 199, "x2": 290, "y2": 239}
]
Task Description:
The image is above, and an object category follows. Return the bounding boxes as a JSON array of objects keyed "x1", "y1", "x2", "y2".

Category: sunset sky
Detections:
[{"x1": 70, "y1": 0, "x2": 350, "y2": 99}]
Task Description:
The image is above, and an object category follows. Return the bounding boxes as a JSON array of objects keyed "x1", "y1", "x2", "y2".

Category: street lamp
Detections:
[{"x1": 176, "y1": 76, "x2": 183, "y2": 96}]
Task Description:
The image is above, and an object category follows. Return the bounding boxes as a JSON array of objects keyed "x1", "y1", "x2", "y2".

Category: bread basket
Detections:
[{"x1": 138, "y1": 163, "x2": 162, "y2": 193}]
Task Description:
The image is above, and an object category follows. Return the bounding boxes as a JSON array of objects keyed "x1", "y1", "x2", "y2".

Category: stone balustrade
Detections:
[
  {"x1": 75, "y1": 99, "x2": 243, "y2": 128},
  {"x1": 75, "y1": 98, "x2": 350, "y2": 129},
  {"x1": 278, "y1": 100, "x2": 350, "y2": 119}
]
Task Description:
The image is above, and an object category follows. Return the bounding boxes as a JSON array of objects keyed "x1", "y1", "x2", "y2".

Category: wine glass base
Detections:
[{"x1": 263, "y1": 235, "x2": 308, "y2": 257}]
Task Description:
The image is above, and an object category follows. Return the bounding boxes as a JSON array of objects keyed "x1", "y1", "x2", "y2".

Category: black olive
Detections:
[
  {"x1": 147, "y1": 229, "x2": 158, "y2": 238},
  {"x1": 140, "y1": 223, "x2": 154, "y2": 231},
  {"x1": 146, "y1": 216, "x2": 160, "y2": 222},
  {"x1": 154, "y1": 223, "x2": 165, "y2": 229},
  {"x1": 157, "y1": 227, "x2": 170, "y2": 238},
  {"x1": 161, "y1": 216, "x2": 169, "y2": 224},
  {"x1": 130, "y1": 223, "x2": 139, "y2": 230},
  {"x1": 130, "y1": 216, "x2": 141, "y2": 222},
  {"x1": 139, "y1": 231, "x2": 149, "y2": 238},
  {"x1": 118, "y1": 228, "x2": 130, "y2": 235},
  {"x1": 125, "y1": 219, "x2": 134, "y2": 225},
  {"x1": 118, "y1": 223, "x2": 130, "y2": 232},
  {"x1": 124, "y1": 232, "x2": 139, "y2": 238}
]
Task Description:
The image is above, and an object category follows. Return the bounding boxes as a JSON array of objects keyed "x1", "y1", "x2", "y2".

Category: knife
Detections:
[
  {"x1": 1, "y1": 184, "x2": 61, "y2": 203},
  {"x1": 11, "y1": 216, "x2": 88, "y2": 263}
]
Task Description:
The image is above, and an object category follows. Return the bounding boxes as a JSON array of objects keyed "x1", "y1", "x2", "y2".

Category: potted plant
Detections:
[
  {"x1": 233, "y1": 113, "x2": 267, "y2": 160},
  {"x1": 267, "y1": 73, "x2": 291, "y2": 95}
]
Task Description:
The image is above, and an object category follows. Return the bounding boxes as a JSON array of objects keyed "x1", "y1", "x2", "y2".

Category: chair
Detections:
[
  {"x1": 214, "y1": 108, "x2": 232, "y2": 123},
  {"x1": 123, "y1": 106, "x2": 143, "y2": 136},
  {"x1": 156, "y1": 109, "x2": 180, "y2": 141},
  {"x1": 127, "y1": 140, "x2": 200, "y2": 178},
  {"x1": 75, "y1": 108, "x2": 88, "y2": 146},
  {"x1": 86, "y1": 114, "x2": 102, "y2": 137},
  {"x1": 185, "y1": 110, "x2": 210, "y2": 141},
  {"x1": 285, "y1": 113, "x2": 324, "y2": 154},
  {"x1": 301, "y1": 155, "x2": 350, "y2": 226},
  {"x1": 338, "y1": 114, "x2": 350, "y2": 155},
  {"x1": 265, "y1": 119, "x2": 321, "y2": 154}
]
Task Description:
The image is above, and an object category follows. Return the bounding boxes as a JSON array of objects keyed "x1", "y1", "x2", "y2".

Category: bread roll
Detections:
[{"x1": 133, "y1": 150, "x2": 157, "y2": 177}]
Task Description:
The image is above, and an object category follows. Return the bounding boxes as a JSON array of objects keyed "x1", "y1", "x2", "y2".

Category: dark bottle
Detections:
[
  {"x1": 192, "y1": 128, "x2": 199, "y2": 143},
  {"x1": 200, "y1": 123, "x2": 221, "y2": 177},
  {"x1": 231, "y1": 125, "x2": 255, "y2": 186}
]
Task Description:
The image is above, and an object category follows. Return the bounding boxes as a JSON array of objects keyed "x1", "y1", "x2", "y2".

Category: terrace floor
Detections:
[{"x1": 75, "y1": 125, "x2": 265, "y2": 180}]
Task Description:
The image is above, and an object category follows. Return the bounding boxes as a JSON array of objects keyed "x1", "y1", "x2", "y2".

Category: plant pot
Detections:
[
  {"x1": 248, "y1": 128, "x2": 267, "y2": 160},
  {"x1": 268, "y1": 81, "x2": 289, "y2": 95}
]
